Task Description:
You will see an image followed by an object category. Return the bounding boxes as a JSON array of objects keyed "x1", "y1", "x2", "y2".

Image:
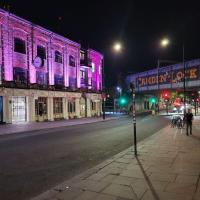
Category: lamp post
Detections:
[{"x1": 130, "y1": 82, "x2": 137, "y2": 156}]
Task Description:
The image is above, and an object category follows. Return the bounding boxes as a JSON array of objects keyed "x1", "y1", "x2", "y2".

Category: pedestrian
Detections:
[{"x1": 185, "y1": 109, "x2": 194, "y2": 135}]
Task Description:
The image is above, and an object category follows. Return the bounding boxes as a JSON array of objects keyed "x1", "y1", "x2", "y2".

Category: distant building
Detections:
[{"x1": 0, "y1": 8, "x2": 103, "y2": 123}]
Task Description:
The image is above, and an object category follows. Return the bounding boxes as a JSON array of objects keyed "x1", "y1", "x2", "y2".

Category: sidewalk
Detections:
[
  {"x1": 0, "y1": 116, "x2": 119, "y2": 136},
  {"x1": 32, "y1": 116, "x2": 200, "y2": 200}
]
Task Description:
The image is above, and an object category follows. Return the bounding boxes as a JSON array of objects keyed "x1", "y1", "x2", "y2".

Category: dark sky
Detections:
[{"x1": 1, "y1": 0, "x2": 200, "y2": 87}]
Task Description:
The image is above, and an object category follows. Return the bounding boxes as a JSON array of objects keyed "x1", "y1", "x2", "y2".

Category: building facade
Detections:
[{"x1": 0, "y1": 8, "x2": 103, "y2": 123}]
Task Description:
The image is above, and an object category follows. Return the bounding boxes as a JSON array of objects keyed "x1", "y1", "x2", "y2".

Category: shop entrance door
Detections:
[
  {"x1": 0, "y1": 97, "x2": 3, "y2": 123},
  {"x1": 12, "y1": 97, "x2": 26, "y2": 123},
  {"x1": 80, "y1": 97, "x2": 86, "y2": 117}
]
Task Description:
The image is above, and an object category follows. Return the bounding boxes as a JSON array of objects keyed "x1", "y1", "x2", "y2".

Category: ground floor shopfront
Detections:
[{"x1": 0, "y1": 88, "x2": 102, "y2": 123}]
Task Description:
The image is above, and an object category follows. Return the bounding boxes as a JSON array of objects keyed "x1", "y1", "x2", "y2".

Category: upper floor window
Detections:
[
  {"x1": 80, "y1": 51, "x2": 85, "y2": 60},
  {"x1": 69, "y1": 55, "x2": 76, "y2": 67},
  {"x1": 37, "y1": 45, "x2": 46, "y2": 59},
  {"x1": 14, "y1": 38, "x2": 26, "y2": 54},
  {"x1": 55, "y1": 51, "x2": 63, "y2": 63},
  {"x1": 80, "y1": 70, "x2": 85, "y2": 79},
  {"x1": 91, "y1": 62, "x2": 95, "y2": 72}
]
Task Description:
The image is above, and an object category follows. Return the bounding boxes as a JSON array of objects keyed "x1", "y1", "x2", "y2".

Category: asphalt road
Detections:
[{"x1": 0, "y1": 114, "x2": 170, "y2": 200}]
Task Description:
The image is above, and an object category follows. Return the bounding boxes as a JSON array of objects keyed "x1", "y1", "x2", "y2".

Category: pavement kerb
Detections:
[{"x1": 31, "y1": 125, "x2": 170, "y2": 200}]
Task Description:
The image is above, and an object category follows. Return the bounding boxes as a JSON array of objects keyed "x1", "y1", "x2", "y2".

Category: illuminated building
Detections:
[{"x1": 0, "y1": 8, "x2": 103, "y2": 123}]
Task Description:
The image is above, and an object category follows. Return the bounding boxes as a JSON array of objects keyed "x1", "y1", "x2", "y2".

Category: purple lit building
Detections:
[{"x1": 0, "y1": 8, "x2": 103, "y2": 123}]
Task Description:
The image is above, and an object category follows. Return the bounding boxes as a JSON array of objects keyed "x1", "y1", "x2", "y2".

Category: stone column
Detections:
[
  {"x1": 62, "y1": 97, "x2": 68, "y2": 119},
  {"x1": 75, "y1": 98, "x2": 80, "y2": 118},
  {"x1": 47, "y1": 97, "x2": 54, "y2": 121},
  {"x1": 3, "y1": 96, "x2": 12, "y2": 123},
  {"x1": 86, "y1": 98, "x2": 91, "y2": 117},
  {"x1": 28, "y1": 95, "x2": 35, "y2": 122},
  {"x1": 97, "y1": 101, "x2": 101, "y2": 116}
]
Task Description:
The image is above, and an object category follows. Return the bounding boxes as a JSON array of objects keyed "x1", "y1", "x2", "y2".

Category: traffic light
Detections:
[
  {"x1": 162, "y1": 92, "x2": 170, "y2": 100},
  {"x1": 150, "y1": 97, "x2": 157, "y2": 103},
  {"x1": 119, "y1": 97, "x2": 128, "y2": 105}
]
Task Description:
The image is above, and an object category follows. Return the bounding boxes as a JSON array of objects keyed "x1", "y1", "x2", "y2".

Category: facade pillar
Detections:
[
  {"x1": 47, "y1": 97, "x2": 54, "y2": 121},
  {"x1": 28, "y1": 96, "x2": 35, "y2": 122},
  {"x1": 97, "y1": 101, "x2": 101, "y2": 116},
  {"x1": 2, "y1": 16, "x2": 13, "y2": 81},
  {"x1": 86, "y1": 98, "x2": 91, "y2": 117},
  {"x1": 48, "y1": 36, "x2": 54, "y2": 85},
  {"x1": 75, "y1": 98, "x2": 80, "y2": 118},
  {"x1": 3, "y1": 96, "x2": 12, "y2": 123},
  {"x1": 64, "y1": 48, "x2": 69, "y2": 87},
  {"x1": 62, "y1": 97, "x2": 68, "y2": 119}
]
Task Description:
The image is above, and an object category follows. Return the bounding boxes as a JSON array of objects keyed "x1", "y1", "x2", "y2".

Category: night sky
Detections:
[{"x1": 1, "y1": 0, "x2": 200, "y2": 87}]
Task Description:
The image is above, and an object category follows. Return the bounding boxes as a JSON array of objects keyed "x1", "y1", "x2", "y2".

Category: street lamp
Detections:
[
  {"x1": 160, "y1": 38, "x2": 170, "y2": 48},
  {"x1": 113, "y1": 42, "x2": 122, "y2": 52},
  {"x1": 159, "y1": 38, "x2": 186, "y2": 116},
  {"x1": 156, "y1": 38, "x2": 171, "y2": 113}
]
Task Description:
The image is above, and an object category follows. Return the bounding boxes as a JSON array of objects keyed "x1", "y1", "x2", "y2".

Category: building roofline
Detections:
[{"x1": 0, "y1": 8, "x2": 80, "y2": 47}]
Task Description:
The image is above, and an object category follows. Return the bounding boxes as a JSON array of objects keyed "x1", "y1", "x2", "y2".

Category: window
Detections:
[
  {"x1": 37, "y1": 45, "x2": 46, "y2": 59},
  {"x1": 14, "y1": 37, "x2": 26, "y2": 54},
  {"x1": 91, "y1": 101, "x2": 96, "y2": 110},
  {"x1": 80, "y1": 70, "x2": 85, "y2": 79},
  {"x1": 35, "y1": 97, "x2": 47, "y2": 116},
  {"x1": 99, "y1": 65, "x2": 101, "y2": 74},
  {"x1": 53, "y1": 98, "x2": 63, "y2": 114},
  {"x1": 69, "y1": 55, "x2": 76, "y2": 67},
  {"x1": 91, "y1": 62, "x2": 95, "y2": 72},
  {"x1": 36, "y1": 71, "x2": 47, "y2": 85},
  {"x1": 88, "y1": 77, "x2": 92, "y2": 86},
  {"x1": 68, "y1": 101, "x2": 76, "y2": 113},
  {"x1": 54, "y1": 74, "x2": 64, "y2": 85},
  {"x1": 55, "y1": 50, "x2": 63, "y2": 63},
  {"x1": 13, "y1": 67, "x2": 27, "y2": 85},
  {"x1": 80, "y1": 51, "x2": 85, "y2": 60},
  {"x1": 69, "y1": 77, "x2": 76, "y2": 89}
]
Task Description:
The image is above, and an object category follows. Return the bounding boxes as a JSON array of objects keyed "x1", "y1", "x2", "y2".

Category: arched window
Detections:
[
  {"x1": 14, "y1": 37, "x2": 26, "y2": 54},
  {"x1": 55, "y1": 50, "x2": 63, "y2": 63},
  {"x1": 69, "y1": 55, "x2": 76, "y2": 67}
]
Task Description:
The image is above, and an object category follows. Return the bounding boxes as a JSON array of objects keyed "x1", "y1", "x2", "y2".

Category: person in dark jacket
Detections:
[{"x1": 185, "y1": 109, "x2": 194, "y2": 135}]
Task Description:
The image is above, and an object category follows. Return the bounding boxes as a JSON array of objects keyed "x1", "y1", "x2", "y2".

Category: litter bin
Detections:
[{"x1": 152, "y1": 110, "x2": 155, "y2": 115}]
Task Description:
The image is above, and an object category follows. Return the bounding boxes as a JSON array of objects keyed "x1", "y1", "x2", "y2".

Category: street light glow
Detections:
[
  {"x1": 113, "y1": 42, "x2": 122, "y2": 52},
  {"x1": 161, "y1": 38, "x2": 169, "y2": 47}
]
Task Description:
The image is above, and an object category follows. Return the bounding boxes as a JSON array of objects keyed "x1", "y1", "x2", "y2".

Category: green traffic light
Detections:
[
  {"x1": 119, "y1": 97, "x2": 127, "y2": 105},
  {"x1": 150, "y1": 97, "x2": 157, "y2": 103}
]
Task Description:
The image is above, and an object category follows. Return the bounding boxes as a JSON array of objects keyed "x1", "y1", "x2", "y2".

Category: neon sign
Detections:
[{"x1": 137, "y1": 67, "x2": 199, "y2": 87}]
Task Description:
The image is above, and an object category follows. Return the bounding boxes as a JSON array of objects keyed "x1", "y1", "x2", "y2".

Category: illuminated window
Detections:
[
  {"x1": 69, "y1": 55, "x2": 76, "y2": 67},
  {"x1": 14, "y1": 38, "x2": 26, "y2": 54},
  {"x1": 37, "y1": 45, "x2": 46, "y2": 59},
  {"x1": 88, "y1": 77, "x2": 92, "y2": 86},
  {"x1": 55, "y1": 51, "x2": 63, "y2": 63},
  {"x1": 80, "y1": 51, "x2": 85, "y2": 60},
  {"x1": 80, "y1": 70, "x2": 85, "y2": 79},
  {"x1": 92, "y1": 62, "x2": 95, "y2": 72}
]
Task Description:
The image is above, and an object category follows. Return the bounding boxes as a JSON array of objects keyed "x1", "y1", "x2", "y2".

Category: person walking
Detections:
[{"x1": 185, "y1": 109, "x2": 194, "y2": 135}]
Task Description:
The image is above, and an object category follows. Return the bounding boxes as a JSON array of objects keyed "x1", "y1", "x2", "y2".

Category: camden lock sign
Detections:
[{"x1": 137, "y1": 67, "x2": 199, "y2": 87}]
